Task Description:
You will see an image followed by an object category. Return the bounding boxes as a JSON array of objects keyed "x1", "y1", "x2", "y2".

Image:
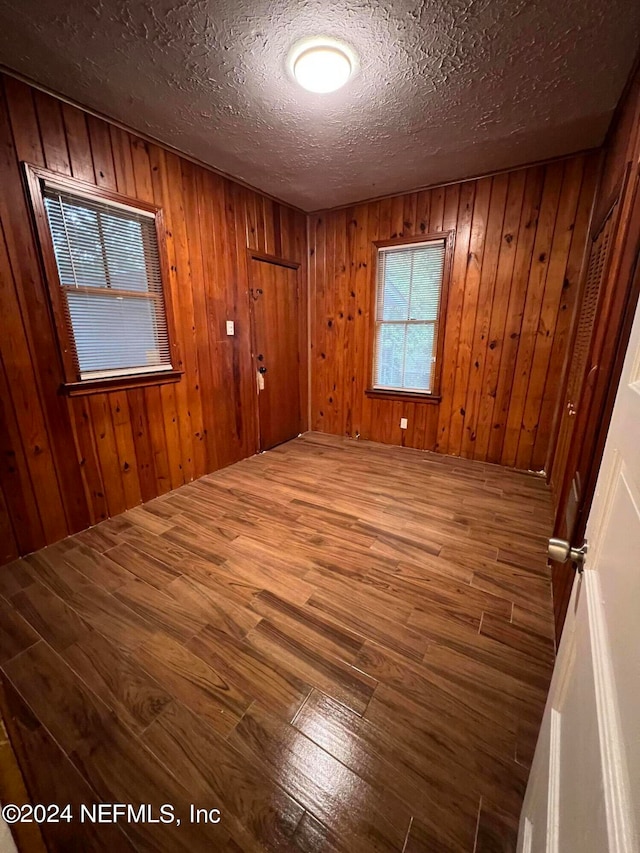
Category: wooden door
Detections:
[
  {"x1": 249, "y1": 254, "x2": 302, "y2": 450},
  {"x1": 550, "y1": 211, "x2": 615, "y2": 530},
  {"x1": 518, "y1": 268, "x2": 640, "y2": 853},
  {"x1": 549, "y1": 169, "x2": 639, "y2": 639},
  {"x1": 547, "y1": 211, "x2": 616, "y2": 630}
]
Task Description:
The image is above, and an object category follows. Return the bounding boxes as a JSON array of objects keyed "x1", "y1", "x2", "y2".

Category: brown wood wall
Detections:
[
  {"x1": 309, "y1": 154, "x2": 599, "y2": 469},
  {"x1": 550, "y1": 62, "x2": 640, "y2": 517},
  {"x1": 0, "y1": 73, "x2": 307, "y2": 565},
  {"x1": 546, "y1": 62, "x2": 640, "y2": 638}
]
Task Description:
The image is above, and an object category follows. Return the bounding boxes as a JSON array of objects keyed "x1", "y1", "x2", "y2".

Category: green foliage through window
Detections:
[{"x1": 373, "y1": 239, "x2": 446, "y2": 393}]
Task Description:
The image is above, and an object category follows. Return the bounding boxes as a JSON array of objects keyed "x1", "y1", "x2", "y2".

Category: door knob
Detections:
[
  {"x1": 548, "y1": 537, "x2": 588, "y2": 573},
  {"x1": 258, "y1": 366, "x2": 267, "y2": 374}
]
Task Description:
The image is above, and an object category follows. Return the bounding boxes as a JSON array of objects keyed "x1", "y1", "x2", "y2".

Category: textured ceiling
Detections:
[{"x1": 0, "y1": 0, "x2": 638, "y2": 210}]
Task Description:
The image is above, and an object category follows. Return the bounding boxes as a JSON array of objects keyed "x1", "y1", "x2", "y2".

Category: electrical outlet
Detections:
[
  {"x1": 400, "y1": 417, "x2": 408, "y2": 429},
  {"x1": 226, "y1": 320, "x2": 235, "y2": 336}
]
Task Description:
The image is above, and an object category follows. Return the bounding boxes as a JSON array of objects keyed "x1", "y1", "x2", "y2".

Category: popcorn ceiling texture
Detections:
[{"x1": 0, "y1": 0, "x2": 638, "y2": 210}]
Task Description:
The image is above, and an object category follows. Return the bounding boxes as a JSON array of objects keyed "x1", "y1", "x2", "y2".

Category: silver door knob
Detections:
[{"x1": 548, "y1": 537, "x2": 588, "y2": 572}]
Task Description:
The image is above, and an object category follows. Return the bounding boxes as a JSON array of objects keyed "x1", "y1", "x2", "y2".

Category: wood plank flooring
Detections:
[{"x1": 0, "y1": 432, "x2": 555, "y2": 852}]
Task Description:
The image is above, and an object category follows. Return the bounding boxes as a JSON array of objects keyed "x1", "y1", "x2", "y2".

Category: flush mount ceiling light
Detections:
[{"x1": 290, "y1": 37, "x2": 357, "y2": 94}]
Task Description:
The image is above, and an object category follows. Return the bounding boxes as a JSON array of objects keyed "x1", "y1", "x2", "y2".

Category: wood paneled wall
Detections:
[
  {"x1": 550, "y1": 67, "x2": 640, "y2": 515},
  {"x1": 0, "y1": 73, "x2": 307, "y2": 565},
  {"x1": 547, "y1": 59, "x2": 640, "y2": 636},
  {"x1": 309, "y1": 154, "x2": 599, "y2": 469}
]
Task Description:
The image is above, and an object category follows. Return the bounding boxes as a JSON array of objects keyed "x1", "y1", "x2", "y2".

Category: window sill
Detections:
[
  {"x1": 62, "y1": 370, "x2": 184, "y2": 397},
  {"x1": 365, "y1": 388, "x2": 441, "y2": 404}
]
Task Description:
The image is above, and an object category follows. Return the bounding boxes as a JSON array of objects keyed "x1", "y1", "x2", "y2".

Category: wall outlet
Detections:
[
  {"x1": 226, "y1": 320, "x2": 235, "y2": 336},
  {"x1": 400, "y1": 417, "x2": 408, "y2": 429}
]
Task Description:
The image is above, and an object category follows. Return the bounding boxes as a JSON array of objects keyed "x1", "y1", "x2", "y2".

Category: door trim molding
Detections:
[
  {"x1": 585, "y1": 567, "x2": 637, "y2": 852},
  {"x1": 247, "y1": 249, "x2": 300, "y2": 270},
  {"x1": 547, "y1": 708, "x2": 562, "y2": 853}
]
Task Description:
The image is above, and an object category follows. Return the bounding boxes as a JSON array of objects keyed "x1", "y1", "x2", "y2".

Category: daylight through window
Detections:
[
  {"x1": 42, "y1": 185, "x2": 172, "y2": 381},
  {"x1": 372, "y1": 239, "x2": 447, "y2": 394}
]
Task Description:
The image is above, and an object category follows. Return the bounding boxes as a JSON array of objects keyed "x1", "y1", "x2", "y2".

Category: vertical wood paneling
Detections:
[
  {"x1": 0, "y1": 223, "x2": 66, "y2": 543},
  {"x1": 108, "y1": 392, "x2": 142, "y2": 510},
  {"x1": 62, "y1": 105, "x2": 94, "y2": 182},
  {"x1": 487, "y1": 169, "x2": 545, "y2": 463},
  {"x1": 67, "y1": 395, "x2": 108, "y2": 525},
  {"x1": 3, "y1": 77, "x2": 41, "y2": 165},
  {"x1": 503, "y1": 162, "x2": 564, "y2": 468},
  {"x1": 437, "y1": 181, "x2": 475, "y2": 454},
  {"x1": 86, "y1": 115, "x2": 117, "y2": 189},
  {"x1": 334, "y1": 208, "x2": 348, "y2": 435},
  {"x1": 1, "y1": 79, "x2": 90, "y2": 537},
  {"x1": 147, "y1": 146, "x2": 183, "y2": 493},
  {"x1": 33, "y1": 91, "x2": 70, "y2": 175},
  {"x1": 310, "y1": 155, "x2": 599, "y2": 469},
  {"x1": 154, "y1": 148, "x2": 195, "y2": 485},
  {"x1": 473, "y1": 170, "x2": 526, "y2": 462},
  {"x1": 548, "y1": 65, "x2": 640, "y2": 637},
  {"x1": 127, "y1": 388, "x2": 157, "y2": 504},
  {"x1": 210, "y1": 171, "x2": 242, "y2": 467},
  {"x1": 172, "y1": 152, "x2": 208, "y2": 479},
  {"x1": 539, "y1": 162, "x2": 599, "y2": 474},
  {"x1": 89, "y1": 394, "x2": 126, "y2": 518},
  {"x1": 0, "y1": 73, "x2": 307, "y2": 562},
  {"x1": 517, "y1": 157, "x2": 586, "y2": 471},
  {"x1": 448, "y1": 177, "x2": 493, "y2": 457},
  {"x1": 460, "y1": 173, "x2": 508, "y2": 459},
  {"x1": 0, "y1": 355, "x2": 46, "y2": 553},
  {"x1": 229, "y1": 183, "x2": 259, "y2": 458},
  {"x1": 350, "y1": 204, "x2": 370, "y2": 439},
  {"x1": 110, "y1": 126, "x2": 136, "y2": 195},
  {"x1": 181, "y1": 160, "x2": 217, "y2": 475},
  {"x1": 0, "y1": 481, "x2": 19, "y2": 564}
]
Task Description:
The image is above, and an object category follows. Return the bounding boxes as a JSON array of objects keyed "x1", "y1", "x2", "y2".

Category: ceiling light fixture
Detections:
[{"x1": 290, "y1": 38, "x2": 356, "y2": 94}]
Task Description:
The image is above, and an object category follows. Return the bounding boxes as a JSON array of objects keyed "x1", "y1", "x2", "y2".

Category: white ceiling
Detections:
[{"x1": 0, "y1": 0, "x2": 638, "y2": 211}]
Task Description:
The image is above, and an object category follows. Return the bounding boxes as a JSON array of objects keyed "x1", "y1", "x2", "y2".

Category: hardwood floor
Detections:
[{"x1": 0, "y1": 432, "x2": 555, "y2": 852}]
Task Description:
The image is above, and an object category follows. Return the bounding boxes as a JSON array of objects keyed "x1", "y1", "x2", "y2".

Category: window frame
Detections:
[
  {"x1": 23, "y1": 163, "x2": 182, "y2": 396},
  {"x1": 366, "y1": 230, "x2": 455, "y2": 403}
]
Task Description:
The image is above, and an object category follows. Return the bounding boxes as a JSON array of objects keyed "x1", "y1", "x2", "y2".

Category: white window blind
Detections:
[
  {"x1": 373, "y1": 239, "x2": 446, "y2": 393},
  {"x1": 42, "y1": 186, "x2": 172, "y2": 381}
]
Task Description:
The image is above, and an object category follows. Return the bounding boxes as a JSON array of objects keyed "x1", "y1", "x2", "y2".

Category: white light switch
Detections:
[
  {"x1": 226, "y1": 320, "x2": 235, "y2": 336},
  {"x1": 400, "y1": 418, "x2": 408, "y2": 429}
]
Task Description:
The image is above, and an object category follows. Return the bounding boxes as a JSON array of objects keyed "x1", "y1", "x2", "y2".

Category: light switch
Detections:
[
  {"x1": 400, "y1": 418, "x2": 408, "y2": 429},
  {"x1": 226, "y1": 320, "x2": 235, "y2": 336}
]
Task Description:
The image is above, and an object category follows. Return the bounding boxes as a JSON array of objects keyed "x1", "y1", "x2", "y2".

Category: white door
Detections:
[{"x1": 518, "y1": 286, "x2": 640, "y2": 853}]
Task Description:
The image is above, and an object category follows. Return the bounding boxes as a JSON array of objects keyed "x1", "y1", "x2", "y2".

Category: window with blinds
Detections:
[
  {"x1": 372, "y1": 238, "x2": 447, "y2": 393},
  {"x1": 42, "y1": 185, "x2": 172, "y2": 381}
]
